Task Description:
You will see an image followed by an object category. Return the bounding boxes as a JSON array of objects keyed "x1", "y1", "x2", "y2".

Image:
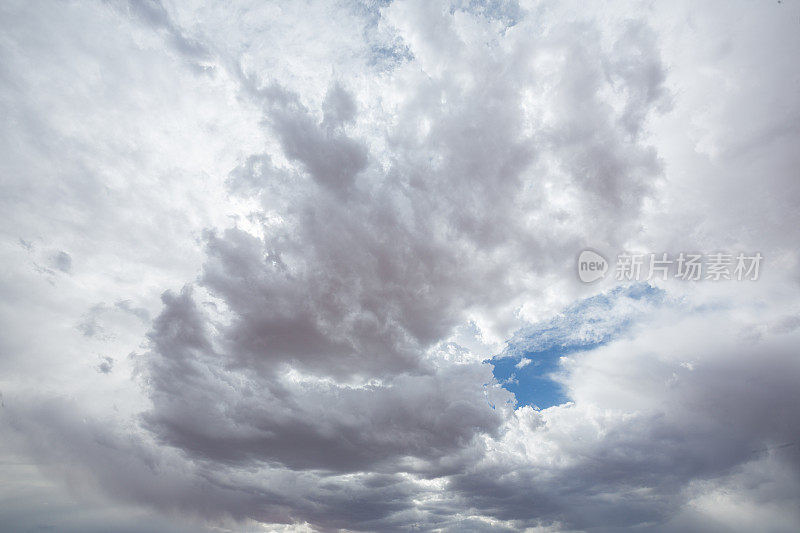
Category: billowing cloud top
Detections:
[{"x1": 1, "y1": 1, "x2": 799, "y2": 532}]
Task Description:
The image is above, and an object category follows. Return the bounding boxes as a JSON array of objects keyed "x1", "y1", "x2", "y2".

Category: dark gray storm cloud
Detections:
[{"x1": 143, "y1": 287, "x2": 503, "y2": 473}]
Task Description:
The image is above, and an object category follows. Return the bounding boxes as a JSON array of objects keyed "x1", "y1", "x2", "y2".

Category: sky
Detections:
[{"x1": 1, "y1": 0, "x2": 799, "y2": 531}]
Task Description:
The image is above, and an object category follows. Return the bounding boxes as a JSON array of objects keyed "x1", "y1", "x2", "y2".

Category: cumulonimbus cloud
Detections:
[{"x1": 1, "y1": 0, "x2": 799, "y2": 531}]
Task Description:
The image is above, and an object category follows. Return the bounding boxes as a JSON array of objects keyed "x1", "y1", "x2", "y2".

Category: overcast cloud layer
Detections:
[{"x1": 1, "y1": 1, "x2": 799, "y2": 532}]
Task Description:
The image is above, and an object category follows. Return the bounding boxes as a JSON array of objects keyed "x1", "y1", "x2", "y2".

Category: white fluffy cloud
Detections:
[{"x1": 1, "y1": 0, "x2": 799, "y2": 531}]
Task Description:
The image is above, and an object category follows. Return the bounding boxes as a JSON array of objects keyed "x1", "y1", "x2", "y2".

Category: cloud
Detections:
[
  {"x1": 140, "y1": 285, "x2": 508, "y2": 473},
  {"x1": 462, "y1": 308, "x2": 800, "y2": 531},
  {"x1": 0, "y1": 0, "x2": 798, "y2": 531},
  {"x1": 52, "y1": 250, "x2": 73, "y2": 273},
  {"x1": 262, "y1": 84, "x2": 369, "y2": 195},
  {"x1": 97, "y1": 356, "x2": 115, "y2": 374}
]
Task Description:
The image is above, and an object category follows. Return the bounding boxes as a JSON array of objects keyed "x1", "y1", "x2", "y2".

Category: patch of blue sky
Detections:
[
  {"x1": 367, "y1": 42, "x2": 414, "y2": 69},
  {"x1": 450, "y1": 0, "x2": 522, "y2": 29},
  {"x1": 489, "y1": 283, "x2": 666, "y2": 410},
  {"x1": 346, "y1": 0, "x2": 415, "y2": 70}
]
